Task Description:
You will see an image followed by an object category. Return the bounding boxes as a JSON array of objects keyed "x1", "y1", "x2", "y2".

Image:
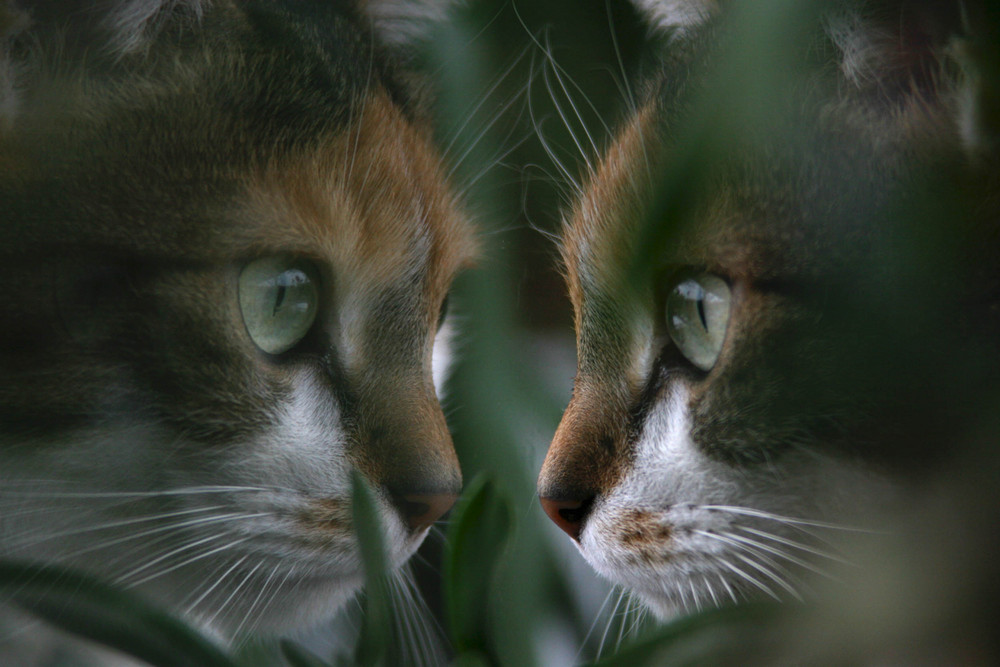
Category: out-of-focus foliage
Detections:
[{"x1": 4, "y1": 0, "x2": 998, "y2": 665}]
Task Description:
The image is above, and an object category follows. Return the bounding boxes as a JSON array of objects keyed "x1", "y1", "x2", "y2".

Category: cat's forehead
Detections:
[
  {"x1": 238, "y1": 90, "x2": 477, "y2": 297},
  {"x1": 561, "y1": 94, "x2": 900, "y2": 308},
  {"x1": 1, "y1": 11, "x2": 476, "y2": 300}
]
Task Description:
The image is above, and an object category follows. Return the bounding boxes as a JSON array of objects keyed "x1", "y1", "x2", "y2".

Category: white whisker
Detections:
[
  {"x1": 597, "y1": 587, "x2": 627, "y2": 658},
  {"x1": 736, "y1": 526, "x2": 852, "y2": 564},
  {"x1": 115, "y1": 529, "x2": 247, "y2": 585},
  {"x1": 230, "y1": 562, "x2": 282, "y2": 640},
  {"x1": 720, "y1": 530, "x2": 836, "y2": 577},
  {"x1": 578, "y1": 586, "x2": 617, "y2": 662},
  {"x1": 182, "y1": 554, "x2": 251, "y2": 616},
  {"x1": 124, "y1": 535, "x2": 254, "y2": 588},
  {"x1": 200, "y1": 558, "x2": 265, "y2": 630},
  {"x1": 715, "y1": 559, "x2": 781, "y2": 602},
  {"x1": 0, "y1": 485, "x2": 272, "y2": 499},
  {"x1": 541, "y1": 54, "x2": 596, "y2": 172},
  {"x1": 702, "y1": 573, "x2": 721, "y2": 607},
  {"x1": 699, "y1": 505, "x2": 878, "y2": 532},
  {"x1": 442, "y1": 42, "x2": 533, "y2": 162},
  {"x1": 731, "y1": 552, "x2": 802, "y2": 602},
  {"x1": 6, "y1": 505, "x2": 229, "y2": 552}
]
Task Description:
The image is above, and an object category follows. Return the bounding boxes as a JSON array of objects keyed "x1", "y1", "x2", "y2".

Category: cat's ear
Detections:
[
  {"x1": 630, "y1": 0, "x2": 718, "y2": 37},
  {"x1": 357, "y1": 0, "x2": 462, "y2": 50},
  {"x1": 828, "y1": 2, "x2": 998, "y2": 158},
  {"x1": 1, "y1": 0, "x2": 210, "y2": 129}
]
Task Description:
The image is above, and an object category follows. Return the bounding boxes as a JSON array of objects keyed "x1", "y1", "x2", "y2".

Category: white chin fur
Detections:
[{"x1": 577, "y1": 386, "x2": 893, "y2": 618}]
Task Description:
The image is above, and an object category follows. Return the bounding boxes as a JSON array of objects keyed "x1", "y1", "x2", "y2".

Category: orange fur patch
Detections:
[{"x1": 240, "y1": 90, "x2": 476, "y2": 311}]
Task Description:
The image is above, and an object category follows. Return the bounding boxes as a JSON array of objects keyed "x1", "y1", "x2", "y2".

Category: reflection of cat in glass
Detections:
[
  {"x1": 0, "y1": 0, "x2": 473, "y2": 650},
  {"x1": 538, "y1": 0, "x2": 1000, "y2": 644}
]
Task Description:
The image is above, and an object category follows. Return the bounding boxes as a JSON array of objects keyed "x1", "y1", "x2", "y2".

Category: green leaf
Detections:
[
  {"x1": 449, "y1": 650, "x2": 491, "y2": 667},
  {"x1": 279, "y1": 640, "x2": 333, "y2": 667},
  {"x1": 350, "y1": 470, "x2": 391, "y2": 667},
  {"x1": 444, "y1": 475, "x2": 513, "y2": 656},
  {"x1": 0, "y1": 559, "x2": 239, "y2": 667},
  {"x1": 588, "y1": 602, "x2": 784, "y2": 667}
]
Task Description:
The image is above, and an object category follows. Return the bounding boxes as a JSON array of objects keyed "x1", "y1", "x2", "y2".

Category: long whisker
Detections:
[
  {"x1": 511, "y1": 3, "x2": 614, "y2": 144},
  {"x1": 541, "y1": 49, "x2": 596, "y2": 172},
  {"x1": 718, "y1": 570, "x2": 740, "y2": 605},
  {"x1": 123, "y1": 534, "x2": 255, "y2": 588},
  {"x1": 715, "y1": 559, "x2": 781, "y2": 602},
  {"x1": 720, "y1": 530, "x2": 838, "y2": 577},
  {"x1": 597, "y1": 586, "x2": 628, "y2": 658},
  {"x1": 578, "y1": 586, "x2": 617, "y2": 662},
  {"x1": 702, "y1": 573, "x2": 721, "y2": 608},
  {"x1": 698, "y1": 530, "x2": 805, "y2": 601},
  {"x1": 735, "y1": 526, "x2": 853, "y2": 564},
  {"x1": 200, "y1": 558, "x2": 265, "y2": 630},
  {"x1": 605, "y1": 0, "x2": 636, "y2": 113},
  {"x1": 182, "y1": 554, "x2": 251, "y2": 617},
  {"x1": 230, "y1": 561, "x2": 282, "y2": 640},
  {"x1": 114, "y1": 527, "x2": 254, "y2": 585},
  {"x1": 398, "y1": 565, "x2": 447, "y2": 664},
  {"x1": 0, "y1": 485, "x2": 273, "y2": 499},
  {"x1": 5, "y1": 505, "x2": 229, "y2": 552},
  {"x1": 699, "y1": 505, "x2": 879, "y2": 532},
  {"x1": 732, "y1": 553, "x2": 802, "y2": 602},
  {"x1": 442, "y1": 42, "x2": 534, "y2": 162}
]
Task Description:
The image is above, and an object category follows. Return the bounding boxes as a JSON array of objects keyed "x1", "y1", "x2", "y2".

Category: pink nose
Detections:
[
  {"x1": 540, "y1": 496, "x2": 593, "y2": 542},
  {"x1": 391, "y1": 493, "x2": 458, "y2": 531}
]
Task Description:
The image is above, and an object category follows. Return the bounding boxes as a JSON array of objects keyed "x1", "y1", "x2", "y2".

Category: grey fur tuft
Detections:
[
  {"x1": 101, "y1": 0, "x2": 210, "y2": 53},
  {"x1": 361, "y1": 0, "x2": 461, "y2": 48},
  {"x1": 630, "y1": 0, "x2": 718, "y2": 37}
]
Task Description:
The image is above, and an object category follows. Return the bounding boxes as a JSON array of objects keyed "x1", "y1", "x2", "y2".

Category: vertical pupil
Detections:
[
  {"x1": 273, "y1": 283, "x2": 287, "y2": 316},
  {"x1": 696, "y1": 295, "x2": 707, "y2": 329}
]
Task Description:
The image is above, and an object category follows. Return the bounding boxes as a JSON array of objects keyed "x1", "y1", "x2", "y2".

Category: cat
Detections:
[
  {"x1": 538, "y1": 0, "x2": 1000, "y2": 639},
  {"x1": 0, "y1": 0, "x2": 473, "y2": 655}
]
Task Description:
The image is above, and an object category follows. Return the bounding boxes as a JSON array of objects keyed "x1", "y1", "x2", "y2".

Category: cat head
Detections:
[
  {"x1": 0, "y1": 0, "x2": 473, "y2": 636},
  {"x1": 538, "y1": 0, "x2": 1000, "y2": 618}
]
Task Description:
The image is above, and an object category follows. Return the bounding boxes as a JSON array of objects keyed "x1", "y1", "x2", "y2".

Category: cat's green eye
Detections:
[
  {"x1": 239, "y1": 256, "x2": 320, "y2": 355},
  {"x1": 665, "y1": 273, "x2": 731, "y2": 371}
]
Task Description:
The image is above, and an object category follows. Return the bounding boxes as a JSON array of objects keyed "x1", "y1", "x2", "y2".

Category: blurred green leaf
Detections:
[
  {"x1": 0, "y1": 559, "x2": 239, "y2": 667},
  {"x1": 449, "y1": 650, "x2": 491, "y2": 667},
  {"x1": 280, "y1": 640, "x2": 332, "y2": 667},
  {"x1": 444, "y1": 475, "x2": 513, "y2": 658},
  {"x1": 588, "y1": 602, "x2": 783, "y2": 667},
  {"x1": 631, "y1": 0, "x2": 831, "y2": 284},
  {"x1": 350, "y1": 470, "x2": 390, "y2": 667}
]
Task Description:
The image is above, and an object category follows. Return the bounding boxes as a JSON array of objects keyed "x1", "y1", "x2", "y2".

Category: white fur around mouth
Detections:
[{"x1": 574, "y1": 388, "x2": 888, "y2": 619}]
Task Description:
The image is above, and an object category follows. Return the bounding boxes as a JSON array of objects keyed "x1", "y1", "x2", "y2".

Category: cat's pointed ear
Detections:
[
  {"x1": 358, "y1": 0, "x2": 462, "y2": 50},
  {"x1": 828, "y1": 1, "x2": 998, "y2": 159},
  {"x1": 1, "y1": 0, "x2": 211, "y2": 128},
  {"x1": 630, "y1": 0, "x2": 719, "y2": 37}
]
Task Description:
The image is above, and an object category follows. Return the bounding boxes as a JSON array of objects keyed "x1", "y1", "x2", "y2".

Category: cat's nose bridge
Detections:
[
  {"x1": 350, "y1": 381, "x2": 462, "y2": 506},
  {"x1": 538, "y1": 388, "x2": 630, "y2": 526}
]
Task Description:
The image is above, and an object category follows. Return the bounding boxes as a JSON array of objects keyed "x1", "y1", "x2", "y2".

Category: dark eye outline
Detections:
[
  {"x1": 655, "y1": 267, "x2": 733, "y2": 373},
  {"x1": 238, "y1": 255, "x2": 324, "y2": 358},
  {"x1": 436, "y1": 293, "x2": 450, "y2": 332}
]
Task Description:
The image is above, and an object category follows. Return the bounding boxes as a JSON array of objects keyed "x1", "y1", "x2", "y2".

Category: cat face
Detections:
[
  {"x1": 0, "y1": 0, "x2": 473, "y2": 636},
  {"x1": 539, "y1": 1, "x2": 999, "y2": 618}
]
